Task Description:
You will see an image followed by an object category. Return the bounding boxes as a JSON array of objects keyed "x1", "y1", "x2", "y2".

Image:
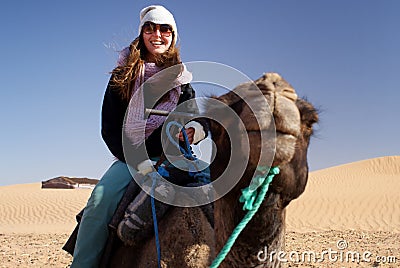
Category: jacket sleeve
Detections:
[
  {"x1": 101, "y1": 75, "x2": 129, "y2": 162},
  {"x1": 179, "y1": 83, "x2": 209, "y2": 140}
]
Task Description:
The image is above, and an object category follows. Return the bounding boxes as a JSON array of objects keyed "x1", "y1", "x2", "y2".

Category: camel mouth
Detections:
[
  {"x1": 246, "y1": 129, "x2": 297, "y2": 139},
  {"x1": 276, "y1": 130, "x2": 297, "y2": 139},
  {"x1": 245, "y1": 129, "x2": 298, "y2": 167}
]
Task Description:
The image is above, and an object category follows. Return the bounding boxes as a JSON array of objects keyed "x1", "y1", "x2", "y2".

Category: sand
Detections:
[
  {"x1": 0, "y1": 156, "x2": 399, "y2": 267},
  {"x1": 286, "y1": 155, "x2": 400, "y2": 233}
]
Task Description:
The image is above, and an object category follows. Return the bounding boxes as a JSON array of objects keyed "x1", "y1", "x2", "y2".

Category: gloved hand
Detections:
[{"x1": 137, "y1": 159, "x2": 156, "y2": 175}]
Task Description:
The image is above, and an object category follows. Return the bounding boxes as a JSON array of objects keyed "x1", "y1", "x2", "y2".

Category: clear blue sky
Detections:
[{"x1": 1, "y1": 0, "x2": 399, "y2": 186}]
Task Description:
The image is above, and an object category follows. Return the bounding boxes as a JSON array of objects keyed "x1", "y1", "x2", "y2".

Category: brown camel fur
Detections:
[{"x1": 102, "y1": 73, "x2": 319, "y2": 267}]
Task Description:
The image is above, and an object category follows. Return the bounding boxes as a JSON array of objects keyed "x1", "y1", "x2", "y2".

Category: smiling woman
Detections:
[{"x1": 67, "y1": 5, "x2": 209, "y2": 268}]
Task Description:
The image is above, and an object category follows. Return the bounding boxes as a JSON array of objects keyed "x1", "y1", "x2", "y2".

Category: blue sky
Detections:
[{"x1": 1, "y1": 0, "x2": 399, "y2": 186}]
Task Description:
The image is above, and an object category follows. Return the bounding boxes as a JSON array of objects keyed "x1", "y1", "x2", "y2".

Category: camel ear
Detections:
[{"x1": 296, "y1": 98, "x2": 319, "y2": 133}]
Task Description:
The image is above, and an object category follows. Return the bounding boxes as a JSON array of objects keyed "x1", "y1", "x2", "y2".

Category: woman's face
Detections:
[{"x1": 142, "y1": 22, "x2": 173, "y2": 61}]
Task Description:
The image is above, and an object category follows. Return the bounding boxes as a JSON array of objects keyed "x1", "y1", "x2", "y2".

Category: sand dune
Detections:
[
  {"x1": 0, "y1": 183, "x2": 91, "y2": 234},
  {"x1": 286, "y1": 155, "x2": 400, "y2": 232}
]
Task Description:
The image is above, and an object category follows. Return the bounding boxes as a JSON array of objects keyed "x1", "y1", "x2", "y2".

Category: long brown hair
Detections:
[{"x1": 111, "y1": 32, "x2": 181, "y2": 100}]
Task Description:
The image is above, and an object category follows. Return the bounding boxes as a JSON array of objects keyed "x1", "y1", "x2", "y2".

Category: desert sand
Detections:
[{"x1": 0, "y1": 156, "x2": 399, "y2": 267}]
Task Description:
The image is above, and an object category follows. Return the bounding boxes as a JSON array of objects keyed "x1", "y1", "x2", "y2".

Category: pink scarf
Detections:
[{"x1": 123, "y1": 61, "x2": 192, "y2": 148}]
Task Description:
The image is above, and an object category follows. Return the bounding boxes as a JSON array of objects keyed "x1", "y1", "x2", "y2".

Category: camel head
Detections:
[{"x1": 207, "y1": 72, "x2": 319, "y2": 208}]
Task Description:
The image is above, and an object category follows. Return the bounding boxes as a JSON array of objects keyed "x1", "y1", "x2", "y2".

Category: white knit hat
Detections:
[{"x1": 138, "y1": 5, "x2": 178, "y2": 44}]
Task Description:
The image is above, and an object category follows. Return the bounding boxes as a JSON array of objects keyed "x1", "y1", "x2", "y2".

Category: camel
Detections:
[{"x1": 68, "y1": 72, "x2": 318, "y2": 268}]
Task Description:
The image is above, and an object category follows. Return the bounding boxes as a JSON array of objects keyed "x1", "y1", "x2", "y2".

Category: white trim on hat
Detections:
[{"x1": 138, "y1": 5, "x2": 178, "y2": 44}]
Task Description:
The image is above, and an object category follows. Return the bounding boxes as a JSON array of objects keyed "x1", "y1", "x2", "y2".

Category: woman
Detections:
[{"x1": 70, "y1": 5, "x2": 207, "y2": 267}]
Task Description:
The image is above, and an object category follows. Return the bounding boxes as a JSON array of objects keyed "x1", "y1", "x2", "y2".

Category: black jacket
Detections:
[{"x1": 101, "y1": 75, "x2": 207, "y2": 166}]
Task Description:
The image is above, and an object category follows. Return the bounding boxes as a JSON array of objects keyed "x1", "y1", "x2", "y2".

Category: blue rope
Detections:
[
  {"x1": 165, "y1": 121, "x2": 211, "y2": 185},
  {"x1": 150, "y1": 173, "x2": 162, "y2": 268},
  {"x1": 165, "y1": 121, "x2": 195, "y2": 160},
  {"x1": 239, "y1": 165, "x2": 274, "y2": 210},
  {"x1": 210, "y1": 166, "x2": 280, "y2": 268},
  {"x1": 151, "y1": 120, "x2": 207, "y2": 267}
]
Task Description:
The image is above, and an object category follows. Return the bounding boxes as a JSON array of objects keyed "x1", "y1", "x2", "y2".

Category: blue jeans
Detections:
[{"x1": 71, "y1": 160, "x2": 136, "y2": 268}]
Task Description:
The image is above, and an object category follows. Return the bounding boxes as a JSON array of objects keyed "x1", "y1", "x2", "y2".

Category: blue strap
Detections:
[
  {"x1": 149, "y1": 173, "x2": 162, "y2": 268},
  {"x1": 157, "y1": 166, "x2": 169, "y2": 177}
]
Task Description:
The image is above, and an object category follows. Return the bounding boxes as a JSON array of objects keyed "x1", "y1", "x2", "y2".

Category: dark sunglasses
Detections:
[{"x1": 142, "y1": 22, "x2": 173, "y2": 37}]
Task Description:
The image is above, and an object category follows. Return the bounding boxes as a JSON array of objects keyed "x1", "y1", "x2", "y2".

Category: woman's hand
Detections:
[{"x1": 178, "y1": 127, "x2": 195, "y2": 144}]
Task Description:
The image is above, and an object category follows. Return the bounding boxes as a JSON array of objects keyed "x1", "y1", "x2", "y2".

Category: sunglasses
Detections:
[{"x1": 142, "y1": 22, "x2": 173, "y2": 37}]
